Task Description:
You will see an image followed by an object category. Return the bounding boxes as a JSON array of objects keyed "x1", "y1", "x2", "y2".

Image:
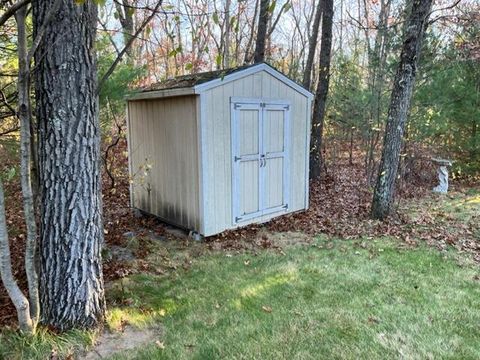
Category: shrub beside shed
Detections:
[{"x1": 127, "y1": 63, "x2": 314, "y2": 237}]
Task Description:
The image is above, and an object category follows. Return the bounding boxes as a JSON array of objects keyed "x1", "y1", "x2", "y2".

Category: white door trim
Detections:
[
  {"x1": 231, "y1": 102, "x2": 263, "y2": 223},
  {"x1": 262, "y1": 103, "x2": 290, "y2": 215},
  {"x1": 231, "y1": 99, "x2": 290, "y2": 225}
]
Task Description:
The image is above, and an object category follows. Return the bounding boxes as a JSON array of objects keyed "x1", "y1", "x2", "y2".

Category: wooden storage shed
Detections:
[{"x1": 127, "y1": 63, "x2": 314, "y2": 237}]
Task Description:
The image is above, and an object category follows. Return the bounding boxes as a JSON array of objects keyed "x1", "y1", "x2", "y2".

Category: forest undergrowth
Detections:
[{"x1": 0, "y1": 137, "x2": 478, "y2": 328}]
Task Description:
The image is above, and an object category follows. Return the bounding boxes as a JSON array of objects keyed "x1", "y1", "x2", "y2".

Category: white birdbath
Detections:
[{"x1": 431, "y1": 158, "x2": 453, "y2": 194}]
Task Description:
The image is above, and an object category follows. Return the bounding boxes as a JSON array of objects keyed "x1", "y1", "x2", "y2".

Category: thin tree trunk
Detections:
[
  {"x1": 30, "y1": 118, "x2": 39, "y2": 208},
  {"x1": 253, "y1": 0, "x2": 269, "y2": 63},
  {"x1": 98, "y1": 0, "x2": 163, "y2": 94},
  {"x1": 310, "y1": 0, "x2": 334, "y2": 180},
  {"x1": 365, "y1": 0, "x2": 392, "y2": 186},
  {"x1": 471, "y1": 79, "x2": 479, "y2": 161},
  {"x1": 349, "y1": 127, "x2": 354, "y2": 165},
  {"x1": 0, "y1": 180, "x2": 33, "y2": 334},
  {"x1": 15, "y1": 3, "x2": 39, "y2": 327},
  {"x1": 115, "y1": 0, "x2": 134, "y2": 54},
  {"x1": 33, "y1": 0, "x2": 105, "y2": 330},
  {"x1": 371, "y1": 0, "x2": 433, "y2": 220},
  {"x1": 244, "y1": 0, "x2": 260, "y2": 64},
  {"x1": 223, "y1": 0, "x2": 232, "y2": 68},
  {"x1": 302, "y1": 0, "x2": 323, "y2": 90}
]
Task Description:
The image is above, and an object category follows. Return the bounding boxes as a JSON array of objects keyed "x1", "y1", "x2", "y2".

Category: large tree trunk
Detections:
[
  {"x1": 32, "y1": 0, "x2": 105, "y2": 330},
  {"x1": 310, "y1": 0, "x2": 334, "y2": 180},
  {"x1": 371, "y1": 0, "x2": 433, "y2": 220},
  {"x1": 302, "y1": 0, "x2": 323, "y2": 90},
  {"x1": 15, "y1": 3, "x2": 40, "y2": 327},
  {"x1": 253, "y1": 0, "x2": 270, "y2": 63},
  {"x1": 0, "y1": 180, "x2": 34, "y2": 334}
]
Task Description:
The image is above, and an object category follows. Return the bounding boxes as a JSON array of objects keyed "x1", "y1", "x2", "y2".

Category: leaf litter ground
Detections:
[{"x1": 0, "y1": 139, "x2": 478, "y2": 328}]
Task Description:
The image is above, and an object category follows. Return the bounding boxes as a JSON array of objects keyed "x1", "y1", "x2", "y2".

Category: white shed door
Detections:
[{"x1": 232, "y1": 101, "x2": 289, "y2": 224}]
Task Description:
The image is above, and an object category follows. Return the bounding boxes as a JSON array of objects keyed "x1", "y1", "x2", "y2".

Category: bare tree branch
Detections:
[
  {"x1": 0, "y1": 89, "x2": 16, "y2": 117},
  {"x1": 428, "y1": 0, "x2": 463, "y2": 25},
  {"x1": 98, "y1": 18, "x2": 121, "y2": 55},
  {"x1": 97, "y1": 0, "x2": 164, "y2": 94},
  {"x1": 0, "y1": 126, "x2": 19, "y2": 136},
  {"x1": 267, "y1": 1, "x2": 291, "y2": 37},
  {"x1": 0, "y1": 0, "x2": 30, "y2": 27}
]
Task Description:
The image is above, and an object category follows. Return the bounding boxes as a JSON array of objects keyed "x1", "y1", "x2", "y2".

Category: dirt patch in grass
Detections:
[
  {"x1": 83, "y1": 326, "x2": 162, "y2": 360},
  {"x1": 266, "y1": 230, "x2": 313, "y2": 247},
  {"x1": 206, "y1": 228, "x2": 313, "y2": 252}
]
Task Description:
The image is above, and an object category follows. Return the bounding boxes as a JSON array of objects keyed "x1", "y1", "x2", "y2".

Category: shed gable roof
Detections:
[
  {"x1": 129, "y1": 63, "x2": 314, "y2": 100},
  {"x1": 144, "y1": 64, "x2": 254, "y2": 91}
]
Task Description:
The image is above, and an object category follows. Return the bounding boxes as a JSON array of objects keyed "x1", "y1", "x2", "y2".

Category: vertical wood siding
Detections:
[
  {"x1": 128, "y1": 96, "x2": 200, "y2": 231},
  {"x1": 202, "y1": 71, "x2": 309, "y2": 235},
  {"x1": 238, "y1": 109, "x2": 261, "y2": 217}
]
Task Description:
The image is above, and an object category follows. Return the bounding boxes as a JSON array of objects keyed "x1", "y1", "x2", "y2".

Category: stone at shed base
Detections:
[{"x1": 189, "y1": 231, "x2": 203, "y2": 242}]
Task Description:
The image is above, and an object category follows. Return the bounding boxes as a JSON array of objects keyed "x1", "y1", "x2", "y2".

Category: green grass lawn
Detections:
[
  {"x1": 106, "y1": 237, "x2": 479, "y2": 359},
  {"x1": 1, "y1": 238, "x2": 480, "y2": 359}
]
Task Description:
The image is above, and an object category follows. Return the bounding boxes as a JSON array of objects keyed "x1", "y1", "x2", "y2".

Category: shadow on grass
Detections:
[
  {"x1": 103, "y1": 238, "x2": 480, "y2": 360},
  {"x1": 1, "y1": 236, "x2": 479, "y2": 360}
]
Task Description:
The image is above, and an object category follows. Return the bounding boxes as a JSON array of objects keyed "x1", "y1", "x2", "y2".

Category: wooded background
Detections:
[
  {"x1": 2, "y1": 0, "x2": 479, "y2": 177},
  {"x1": 0, "y1": 0, "x2": 478, "y2": 333}
]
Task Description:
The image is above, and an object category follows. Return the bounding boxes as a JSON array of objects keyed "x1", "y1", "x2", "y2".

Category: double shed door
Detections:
[{"x1": 231, "y1": 99, "x2": 290, "y2": 223}]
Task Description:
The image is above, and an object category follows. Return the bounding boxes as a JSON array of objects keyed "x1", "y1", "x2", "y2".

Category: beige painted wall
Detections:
[
  {"x1": 200, "y1": 70, "x2": 310, "y2": 236},
  {"x1": 127, "y1": 95, "x2": 201, "y2": 231}
]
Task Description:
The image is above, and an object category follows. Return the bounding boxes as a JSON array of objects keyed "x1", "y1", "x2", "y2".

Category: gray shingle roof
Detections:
[
  {"x1": 138, "y1": 62, "x2": 310, "y2": 94},
  {"x1": 142, "y1": 64, "x2": 256, "y2": 92}
]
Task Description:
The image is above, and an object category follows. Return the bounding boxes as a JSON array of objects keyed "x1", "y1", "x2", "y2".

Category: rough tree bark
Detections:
[
  {"x1": 253, "y1": 0, "x2": 270, "y2": 63},
  {"x1": 32, "y1": 0, "x2": 105, "y2": 330},
  {"x1": 302, "y1": 0, "x2": 323, "y2": 90},
  {"x1": 310, "y1": 0, "x2": 334, "y2": 180},
  {"x1": 0, "y1": 180, "x2": 34, "y2": 334},
  {"x1": 15, "y1": 3, "x2": 39, "y2": 327},
  {"x1": 371, "y1": 0, "x2": 434, "y2": 219}
]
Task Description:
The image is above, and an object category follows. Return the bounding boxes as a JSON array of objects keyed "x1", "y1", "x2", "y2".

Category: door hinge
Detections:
[
  {"x1": 234, "y1": 103, "x2": 241, "y2": 109},
  {"x1": 235, "y1": 216, "x2": 242, "y2": 222},
  {"x1": 283, "y1": 204, "x2": 288, "y2": 209},
  {"x1": 284, "y1": 105, "x2": 290, "y2": 110},
  {"x1": 234, "y1": 156, "x2": 241, "y2": 162}
]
